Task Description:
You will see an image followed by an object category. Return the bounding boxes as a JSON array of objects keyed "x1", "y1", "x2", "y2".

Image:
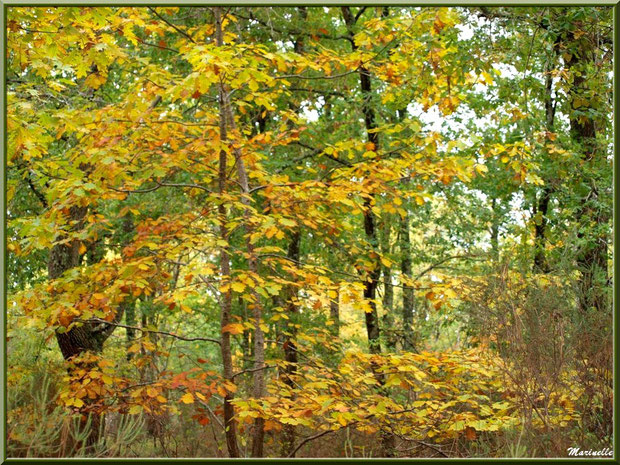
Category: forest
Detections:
[{"x1": 6, "y1": 6, "x2": 614, "y2": 459}]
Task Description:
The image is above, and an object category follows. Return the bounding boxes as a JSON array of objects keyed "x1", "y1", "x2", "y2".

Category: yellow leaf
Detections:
[
  {"x1": 481, "y1": 71, "x2": 494, "y2": 85},
  {"x1": 180, "y1": 392, "x2": 195, "y2": 404},
  {"x1": 79, "y1": 243, "x2": 87, "y2": 254},
  {"x1": 385, "y1": 374, "x2": 401, "y2": 388},
  {"x1": 475, "y1": 164, "x2": 488, "y2": 175},
  {"x1": 129, "y1": 405, "x2": 142, "y2": 415},
  {"x1": 231, "y1": 282, "x2": 246, "y2": 293}
]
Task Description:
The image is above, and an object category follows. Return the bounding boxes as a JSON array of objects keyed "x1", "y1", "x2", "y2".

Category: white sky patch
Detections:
[
  {"x1": 303, "y1": 107, "x2": 320, "y2": 122},
  {"x1": 300, "y1": 99, "x2": 320, "y2": 122},
  {"x1": 455, "y1": 22, "x2": 474, "y2": 41}
]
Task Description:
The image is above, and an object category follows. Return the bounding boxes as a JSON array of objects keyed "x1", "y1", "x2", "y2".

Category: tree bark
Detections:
[
  {"x1": 49, "y1": 206, "x2": 119, "y2": 450},
  {"x1": 329, "y1": 288, "x2": 340, "y2": 336},
  {"x1": 215, "y1": 12, "x2": 267, "y2": 455},
  {"x1": 399, "y1": 194, "x2": 416, "y2": 351},
  {"x1": 564, "y1": 23, "x2": 612, "y2": 437},
  {"x1": 341, "y1": 6, "x2": 383, "y2": 358},
  {"x1": 342, "y1": 7, "x2": 395, "y2": 457},
  {"x1": 281, "y1": 230, "x2": 301, "y2": 457},
  {"x1": 533, "y1": 57, "x2": 557, "y2": 273},
  {"x1": 381, "y1": 219, "x2": 395, "y2": 350},
  {"x1": 214, "y1": 7, "x2": 240, "y2": 458}
]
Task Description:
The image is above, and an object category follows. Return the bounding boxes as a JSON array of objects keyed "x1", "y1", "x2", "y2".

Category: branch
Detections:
[
  {"x1": 231, "y1": 364, "x2": 276, "y2": 380},
  {"x1": 235, "y1": 11, "x2": 354, "y2": 45},
  {"x1": 413, "y1": 254, "x2": 482, "y2": 281},
  {"x1": 288, "y1": 406, "x2": 420, "y2": 457},
  {"x1": 110, "y1": 179, "x2": 213, "y2": 195},
  {"x1": 354, "y1": 7, "x2": 368, "y2": 23},
  {"x1": 294, "y1": 141, "x2": 353, "y2": 167},
  {"x1": 138, "y1": 38, "x2": 179, "y2": 54},
  {"x1": 26, "y1": 172, "x2": 48, "y2": 208},
  {"x1": 275, "y1": 69, "x2": 359, "y2": 81},
  {"x1": 248, "y1": 182, "x2": 301, "y2": 194},
  {"x1": 147, "y1": 7, "x2": 195, "y2": 43},
  {"x1": 288, "y1": 87, "x2": 346, "y2": 98},
  {"x1": 77, "y1": 318, "x2": 221, "y2": 345}
]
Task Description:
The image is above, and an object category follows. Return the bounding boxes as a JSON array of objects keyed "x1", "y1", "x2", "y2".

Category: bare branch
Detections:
[
  {"x1": 147, "y1": 7, "x2": 195, "y2": 43},
  {"x1": 77, "y1": 318, "x2": 221, "y2": 345}
]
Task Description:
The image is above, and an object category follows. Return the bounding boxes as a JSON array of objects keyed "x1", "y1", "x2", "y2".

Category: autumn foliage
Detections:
[{"x1": 6, "y1": 6, "x2": 612, "y2": 458}]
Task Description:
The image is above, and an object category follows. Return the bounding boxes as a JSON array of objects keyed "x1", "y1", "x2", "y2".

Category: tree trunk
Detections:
[
  {"x1": 214, "y1": 7, "x2": 240, "y2": 458},
  {"x1": 216, "y1": 11, "x2": 267, "y2": 455},
  {"x1": 329, "y1": 288, "x2": 340, "y2": 336},
  {"x1": 490, "y1": 197, "x2": 500, "y2": 263},
  {"x1": 533, "y1": 57, "x2": 556, "y2": 273},
  {"x1": 49, "y1": 205, "x2": 119, "y2": 450},
  {"x1": 565, "y1": 25, "x2": 612, "y2": 438},
  {"x1": 381, "y1": 219, "x2": 395, "y2": 350},
  {"x1": 281, "y1": 230, "x2": 301, "y2": 457},
  {"x1": 399, "y1": 196, "x2": 416, "y2": 351},
  {"x1": 342, "y1": 6, "x2": 395, "y2": 457},
  {"x1": 341, "y1": 7, "x2": 383, "y2": 358}
]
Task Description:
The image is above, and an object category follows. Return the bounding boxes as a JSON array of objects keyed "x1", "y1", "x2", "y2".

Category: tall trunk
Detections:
[
  {"x1": 329, "y1": 288, "x2": 340, "y2": 336},
  {"x1": 490, "y1": 197, "x2": 500, "y2": 263},
  {"x1": 215, "y1": 13, "x2": 266, "y2": 455},
  {"x1": 394, "y1": 108, "x2": 416, "y2": 352},
  {"x1": 566, "y1": 55, "x2": 608, "y2": 316},
  {"x1": 49, "y1": 204, "x2": 119, "y2": 450},
  {"x1": 381, "y1": 219, "x2": 395, "y2": 350},
  {"x1": 342, "y1": 7, "x2": 394, "y2": 457},
  {"x1": 341, "y1": 6, "x2": 383, "y2": 357},
  {"x1": 565, "y1": 25, "x2": 612, "y2": 437},
  {"x1": 119, "y1": 213, "x2": 137, "y2": 361},
  {"x1": 533, "y1": 58, "x2": 556, "y2": 273},
  {"x1": 139, "y1": 299, "x2": 164, "y2": 441},
  {"x1": 279, "y1": 10, "x2": 309, "y2": 453},
  {"x1": 362, "y1": 202, "x2": 383, "y2": 356},
  {"x1": 214, "y1": 7, "x2": 240, "y2": 458},
  {"x1": 281, "y1": 230, "x2": 301, "y2": 457},
  {"x1": 399, "y1": 194, "x2": 415, "y2": 351},
  {"x1": 125, "y1": 300, "x2": 136, "y2": 360}
]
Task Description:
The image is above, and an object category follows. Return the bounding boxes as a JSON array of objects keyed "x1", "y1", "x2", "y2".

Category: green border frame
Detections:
[{"x1": 1, "y1": 1, "x2": 617, "y2": 463}]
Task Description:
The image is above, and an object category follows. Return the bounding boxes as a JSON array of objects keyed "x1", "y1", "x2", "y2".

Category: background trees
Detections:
[{"x1": 6, "y1": 6, "x2": 613, "y2": 458}]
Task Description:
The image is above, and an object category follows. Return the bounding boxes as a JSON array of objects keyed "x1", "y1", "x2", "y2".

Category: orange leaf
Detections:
[
  {"x1": 222, "y1": 323, "x2": 244, "y2": 335},
  {"x1": 465, "y1": 426, "x2": 477, "y2": 441}
]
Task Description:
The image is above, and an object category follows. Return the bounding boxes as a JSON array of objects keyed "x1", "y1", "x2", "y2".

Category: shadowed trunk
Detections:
[
  {"x1": 342, "y1": 6, "x2": 395, "y2": 457},
  {"x1": 329, "y1": 288, "x2": 340, "y2": 336},
  {"x1": 399, "y1": 193, "x2": 416, "y2": 352},
  {"x1": 281, "y1": 230, "x2": 301, "y2": 457},
  {"x1": 215, "y1": 7, "x2": 241, "y2": 458},
  {"x1": 49, "y1": 205, "x2": 122, "y2": 450},
  {"x1": 381, "y1": 219, "x2": 395, "y2": 350},
  {"x1": 533, "y1": 57, "x2": 557, "y2": 273},
  {"x1": 565, "y1": 26, "x2": 612, "y2": 438}
]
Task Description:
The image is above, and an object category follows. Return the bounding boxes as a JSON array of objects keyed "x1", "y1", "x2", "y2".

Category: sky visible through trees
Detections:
[{"x1": 6, "y1": 6, "x2": 613, "y2": 459}]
